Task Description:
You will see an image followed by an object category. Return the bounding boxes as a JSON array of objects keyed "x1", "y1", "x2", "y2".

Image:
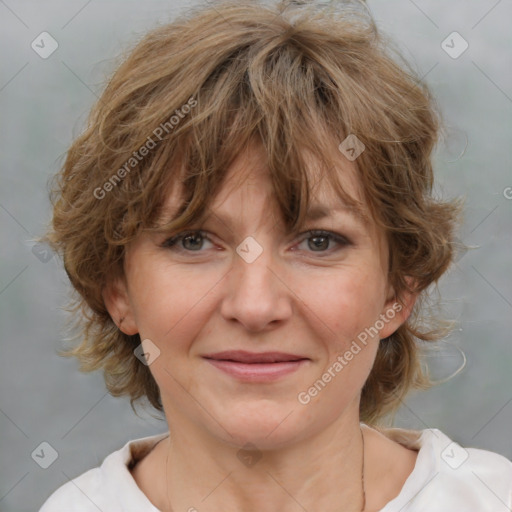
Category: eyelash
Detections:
[{"x1": 161, "y1": 229, "x2": 352, "y2": 256}]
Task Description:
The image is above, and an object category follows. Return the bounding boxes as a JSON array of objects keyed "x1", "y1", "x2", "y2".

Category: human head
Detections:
[{"x1": 45, "y1": 0, "x2": 460, "y2": 425}]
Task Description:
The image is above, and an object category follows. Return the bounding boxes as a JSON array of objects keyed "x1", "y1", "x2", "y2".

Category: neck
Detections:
[{"x1": 161, "y1": 413, "x2": 366, "y2": 512}]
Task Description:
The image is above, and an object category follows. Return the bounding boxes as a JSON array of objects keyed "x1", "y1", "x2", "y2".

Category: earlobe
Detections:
[
  {"x1": 102, "y1": 277, "x2": 138, "y2": 335},
  {"x1": 378, "y1": 284, "x2": 418, "y2": 340}
]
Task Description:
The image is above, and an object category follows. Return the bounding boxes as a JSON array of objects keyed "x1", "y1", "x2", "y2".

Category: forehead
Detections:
[{"x1": 161, "y1": 142, "x2": 370, "y2": 226}]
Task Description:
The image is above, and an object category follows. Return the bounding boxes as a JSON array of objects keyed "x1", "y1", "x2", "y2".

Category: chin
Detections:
[{"x1": 212, "y1": 398, "x2": 309, "y2": 449}]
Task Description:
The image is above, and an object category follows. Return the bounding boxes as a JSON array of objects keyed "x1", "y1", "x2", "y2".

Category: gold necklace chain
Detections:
[{"x1": 165, "y1": 426, "x2": 366, "y2": 512}]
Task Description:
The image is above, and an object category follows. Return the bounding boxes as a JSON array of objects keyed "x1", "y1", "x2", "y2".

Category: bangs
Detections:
[{"x1": 117, "y1": 29, "x2": 371, "y2": 241}]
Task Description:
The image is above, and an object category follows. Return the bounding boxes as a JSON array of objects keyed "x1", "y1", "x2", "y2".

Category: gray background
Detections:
[{"x1": 1, "y1": 1, "x2": 511, "y2": 511}]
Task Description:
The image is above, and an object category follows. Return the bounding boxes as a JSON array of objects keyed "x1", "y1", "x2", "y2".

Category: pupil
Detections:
[
  {"x1": 309, "y1": 236, "x2": 328, "y2": 251},
  {"x1": 183, "y1": 233, "x2": 203, "y2": 250}
]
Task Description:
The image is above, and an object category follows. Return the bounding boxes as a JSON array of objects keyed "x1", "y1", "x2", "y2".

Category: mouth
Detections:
[
  {"x1": 203, "y1": 350, "x2": 308, "y2": 364},
  {"x1": 202, "y1": 351, "x2": 310, "y2": 381}
]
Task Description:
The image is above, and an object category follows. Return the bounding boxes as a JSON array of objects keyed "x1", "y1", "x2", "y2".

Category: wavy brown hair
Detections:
[{"x1": 44, "y1": 0, "x2": 462, "y2": 424}]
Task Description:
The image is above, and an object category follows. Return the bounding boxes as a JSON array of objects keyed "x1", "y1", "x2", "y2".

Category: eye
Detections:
[
  {"x1": 294, "y1": 230, "x2": 352, "y2": 254},
  {"x1": 161, "y1": 229, "x2": 351, "y2": 256},
  {"x1": 161, "y1": 230, "x2": 215, "y2": 253}
]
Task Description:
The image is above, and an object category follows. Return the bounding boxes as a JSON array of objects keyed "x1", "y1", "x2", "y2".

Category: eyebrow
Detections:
[
  {"x1": 305, "y1": 204, "x2": 368, "y2": 224},
  {"x1": 160, "y1": 199, "x2": 368, "y2": 230},
  {"x1": 305, "y1": 205, "x2": 346, "y2": 220},
  {"x1": 199, "y1": 203, "x2": 368, "y2": 232}
]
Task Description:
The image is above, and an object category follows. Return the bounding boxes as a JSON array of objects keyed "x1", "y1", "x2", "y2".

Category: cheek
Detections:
[
  {"x1": 294, "y1": 264, "x2": 387, "y2": 352},
  {"x1": 126, "y1": 262, "x2": 225, "y2": 394},
  {"x1": 293, "y1": 268, "x2": 386, "y2": 412},
  {"x1": 127, "y1": 260, "x2": 222, "y2": 349}
]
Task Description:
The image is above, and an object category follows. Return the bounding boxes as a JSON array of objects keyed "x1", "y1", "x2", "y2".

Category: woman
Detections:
[{"x1": 39, "y1": 0, "x2": 512, "y2": 510}]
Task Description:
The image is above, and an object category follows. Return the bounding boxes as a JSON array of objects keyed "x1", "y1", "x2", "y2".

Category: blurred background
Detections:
[{"x1": 1, "y1": 1, "x2": 511, "y2": 510}]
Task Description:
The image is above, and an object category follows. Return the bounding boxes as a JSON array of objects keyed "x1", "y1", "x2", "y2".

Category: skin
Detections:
[{"x1": 104, "y1": 141, "x2": 419, "y2": 512}]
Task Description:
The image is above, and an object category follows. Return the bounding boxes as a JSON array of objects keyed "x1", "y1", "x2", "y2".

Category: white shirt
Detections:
[{"x1": 39, "y1": 428, "x2": 512, "y2": 511}]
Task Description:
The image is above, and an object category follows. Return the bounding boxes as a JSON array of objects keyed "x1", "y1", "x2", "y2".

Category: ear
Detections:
[
  {"x1": 378, "y1": 279, "x2": 418, "y2": 340},
  {"x1": 102, "y1": 276, "x2": 138, "y2": 335}
]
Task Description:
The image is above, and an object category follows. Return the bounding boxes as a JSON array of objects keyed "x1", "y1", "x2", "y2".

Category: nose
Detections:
[{"x1": 220, "y1": 241, "x2": 293, "y2": 333}]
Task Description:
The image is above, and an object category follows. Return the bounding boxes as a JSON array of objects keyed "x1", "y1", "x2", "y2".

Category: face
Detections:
[{"x1": 104, "y1": 142, "x2": 414, "y2": 450}]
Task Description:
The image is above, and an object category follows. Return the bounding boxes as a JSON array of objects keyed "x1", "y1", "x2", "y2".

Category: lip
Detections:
[
  {"x1": 202, "y1": 350, "x2": 310, "y2": 382},
  {"x1": 203, "y1": 350, "x2": 307, "y2": 363}
]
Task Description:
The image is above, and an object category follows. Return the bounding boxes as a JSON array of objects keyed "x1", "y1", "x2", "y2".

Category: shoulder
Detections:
[
  {"x1": 39, "y1": 466, "x2": 103, "y2": 512},
  {"x1": 431, "y1": 429, "x2": 512, "y2": 507},
  {"x1": 39, "y1": 432, "x2": 168, "y2": 512},
  {"x1": 378, "y1": 427, "x2": 512, "y2": 511}
]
